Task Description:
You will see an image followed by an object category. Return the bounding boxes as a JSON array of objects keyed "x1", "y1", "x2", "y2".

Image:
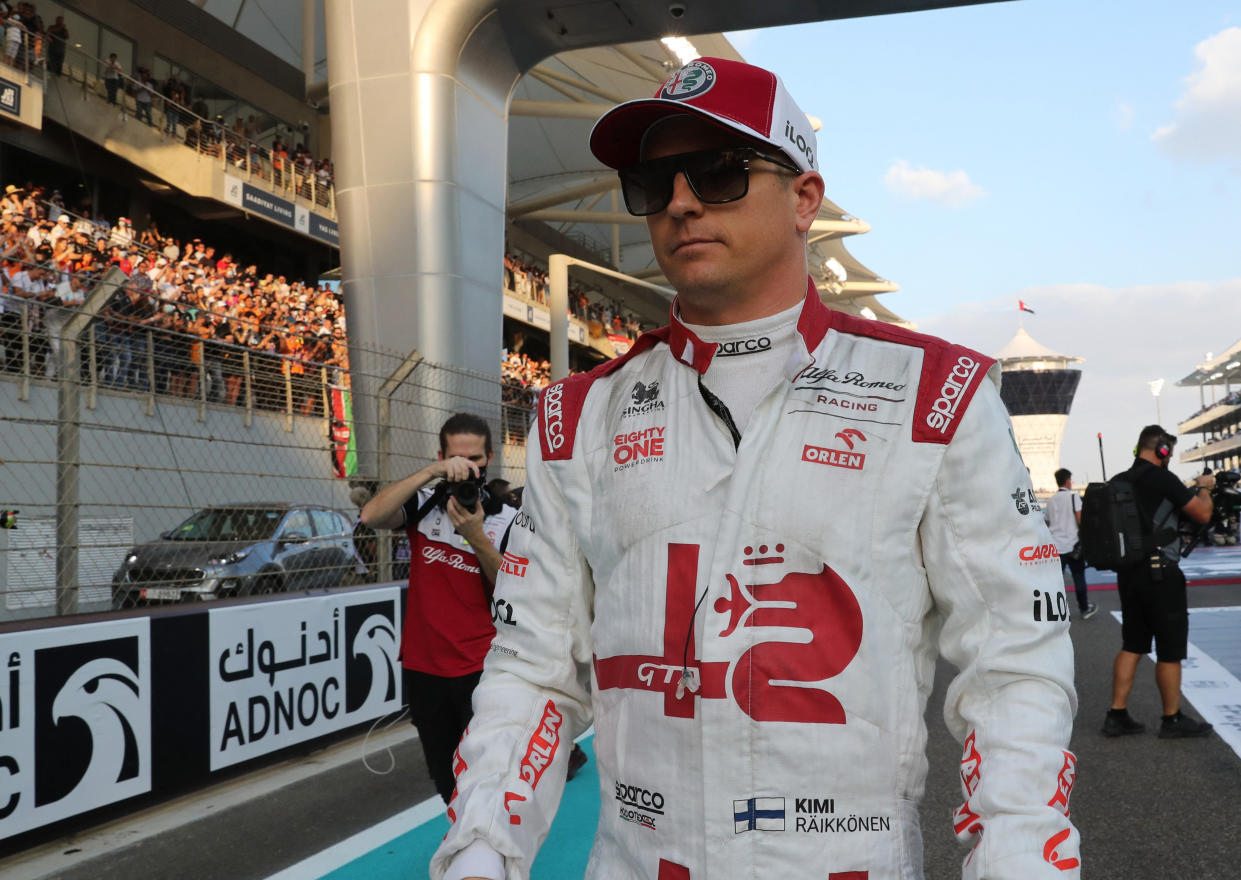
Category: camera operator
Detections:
[
  {"x1": 360, "y1": 413, "x2": 517, "y2": 803},
  {"x1": 1104, "y1": 425, "x2": 1214, "y2": 740}
]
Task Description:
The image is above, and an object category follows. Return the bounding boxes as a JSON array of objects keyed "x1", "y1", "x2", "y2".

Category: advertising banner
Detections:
[
  {"x1": 208, "y1": 589, "x2": 400, "y2": 770},
  {"x1": 0, "y1": 76, "x2": 22, "y2": 118},
  {"x1": 0, "y1": 619, "x2": 152, "y2": 840}
]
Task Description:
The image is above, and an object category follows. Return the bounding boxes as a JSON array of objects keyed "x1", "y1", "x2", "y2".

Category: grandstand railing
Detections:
[
  {"x1": 0, "y1": 264, "x2": 533, "y2": 622},
  {"x1": 45, "y1": 43, "x2": 335, "y2": 215}
]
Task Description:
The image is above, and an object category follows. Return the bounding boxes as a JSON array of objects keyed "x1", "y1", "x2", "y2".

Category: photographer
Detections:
[
  {"x1": 360, "y1": 413, "x2": 516, "y2": 804},
  {"x1": 1104, "y1": 425, "x2": 1214, "y2": 740}
]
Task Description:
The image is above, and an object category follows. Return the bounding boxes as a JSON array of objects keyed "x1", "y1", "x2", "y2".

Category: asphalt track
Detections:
[{"x1": 6, "y1": 549, "x2": 1241, "y2": 880}]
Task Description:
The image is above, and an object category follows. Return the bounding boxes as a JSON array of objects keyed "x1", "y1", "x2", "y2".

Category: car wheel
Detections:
[{"x1": 254, "y1": 574, "x2": 283, "y2": 596}]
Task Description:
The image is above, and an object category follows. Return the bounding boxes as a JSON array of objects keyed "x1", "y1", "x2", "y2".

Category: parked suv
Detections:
[{"x1": 112, "y1": 503, "x2": 364, "y2": 608}]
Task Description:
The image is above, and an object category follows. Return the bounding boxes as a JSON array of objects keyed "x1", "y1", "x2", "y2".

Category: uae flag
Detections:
[
  {"x1": 330, "y1": 388, "x2": 357, "y2": 478},
  {"x1": 1019, "y1": 300, "x2": 1036, "y2": 314}
]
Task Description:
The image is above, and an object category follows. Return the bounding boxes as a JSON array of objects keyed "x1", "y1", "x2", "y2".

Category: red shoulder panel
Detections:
[
  {"x1": 826, "y1": 312, "x2": 995, "y2": 445},
  {"x1": 538, "y1": 327, "x2": 669, "y2": 461},
  {"x1": 911, "y1": 343, "x2": 995, "y2": 444}
]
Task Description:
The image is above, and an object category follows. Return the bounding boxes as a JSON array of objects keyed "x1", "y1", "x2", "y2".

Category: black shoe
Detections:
[
  {"x1": 1101, "y1": 709, "x2": 1145, "y2": 737},
  {"x1": 1158, "y1": 711, "x2": 1213, "y2": 739},
  {"x1": 566, "y1": 743, "x2": 588, "y2": 781},
  {"x1": 1080, "y1": 603, "x2": 1098, "y2": 620}
]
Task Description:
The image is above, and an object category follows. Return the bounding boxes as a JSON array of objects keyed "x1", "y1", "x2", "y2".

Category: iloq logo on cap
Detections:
[{"x1": 661, "y1": 60, "x2": 717, "y2": 100}]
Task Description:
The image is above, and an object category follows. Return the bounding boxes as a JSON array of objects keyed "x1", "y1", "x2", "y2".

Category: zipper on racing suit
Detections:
[{"x1": 697, "y1": 376, "x2": 741, "y2": 450}]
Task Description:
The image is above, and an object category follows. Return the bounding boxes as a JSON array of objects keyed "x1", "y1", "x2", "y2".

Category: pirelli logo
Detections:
[{"x1": 501, "y1": 552, "x2": 529, "y2": 578}]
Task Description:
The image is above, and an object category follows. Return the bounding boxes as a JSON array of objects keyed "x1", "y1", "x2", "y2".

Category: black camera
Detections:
[
  {"x1": 431, "y1": 470, "x2": 501, "y2": 516},
  {"x1": 1180, "y1": 470, "x2": 1241, "y2": 555}
]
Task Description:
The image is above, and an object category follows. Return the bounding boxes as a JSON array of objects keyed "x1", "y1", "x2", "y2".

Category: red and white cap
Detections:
[{"x1": 589, "y1": 57, "x2": 818, "y2": 174}]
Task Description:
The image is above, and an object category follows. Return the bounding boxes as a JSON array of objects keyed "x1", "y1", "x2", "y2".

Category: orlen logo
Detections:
[
  {"x1": 504, "y1": 699, "x2": 564, "y2": 826},
  {"x1": 925, "y1": 355, "x2": 981, "y2": 434},
  {"x1": 519, "y1": 700, "x2": 563, "y2": 788},
  {"x1": 542, "y1": 382, "x2": 565, "y2": 452},
  {"x1": 1018, "y1": 544, "x2": 1060, "y2": 565},
  {"x1": 661, "y1": 60, "x2": 716, "y2": 100},
  {"x1": 614, "y1": 426, "x2": 666, "y2": 467},
  {"x1": 500, "y1": 552, "x2": 528, "y2": 578},
  {"x1": 802, "y1": 444, "x2": 865, "y2": 471},
  {"x1": 1047, "y1": 750, "x2": 1076, "y2": 818}
]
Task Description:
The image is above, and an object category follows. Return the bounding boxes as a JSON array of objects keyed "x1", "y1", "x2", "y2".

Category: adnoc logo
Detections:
[{"x1": 661, "y1": 61, "x2": 716, "y2": 100}]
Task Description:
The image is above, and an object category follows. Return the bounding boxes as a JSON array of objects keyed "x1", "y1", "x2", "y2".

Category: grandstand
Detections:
[{"x1": 1176, "y1": 340, "x2": 1241, "y2": 469}]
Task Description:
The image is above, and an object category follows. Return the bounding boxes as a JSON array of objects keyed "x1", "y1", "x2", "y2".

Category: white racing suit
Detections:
[{"x1": 432, "y1": 283, "x2": 1079, "y2": 879}]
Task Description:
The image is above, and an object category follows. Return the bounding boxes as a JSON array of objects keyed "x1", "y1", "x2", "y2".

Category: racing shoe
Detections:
[
  {"x1": 1080, "y1": 603, "x2": 1098, "y2": 620},
  {"x1": 1158, "y1": 711, "x2": 1213, "y2": 739},
  {"x1": 1101, "y1": 708, "x2": 1145, "y2": 737},
  {"x1": 566, "y1": 743, "x2": 588, "y2": 780}
]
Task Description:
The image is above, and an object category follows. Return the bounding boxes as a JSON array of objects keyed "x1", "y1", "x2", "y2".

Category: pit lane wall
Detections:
[{"x1": 0, "y1": 582, "x2": 404, "y2": 854}]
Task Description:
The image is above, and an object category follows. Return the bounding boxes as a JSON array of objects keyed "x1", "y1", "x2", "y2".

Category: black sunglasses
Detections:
[{"x1": 618, "y1": 147, "x2": 802, "y2": 217}]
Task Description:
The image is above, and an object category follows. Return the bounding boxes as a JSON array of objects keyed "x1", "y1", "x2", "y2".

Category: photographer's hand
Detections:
[
  {"x1": 437, "y1": 456, "x2": 480, "y2": 483},
  {"x1": 1195, "y1": 474, "x2": 1216, "y2": 491},
  {"x1": 447, "y1": 497, "x2": 502, "y2": 586}
]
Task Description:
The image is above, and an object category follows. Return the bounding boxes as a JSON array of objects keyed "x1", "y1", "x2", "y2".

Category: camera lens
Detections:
[{"x1": 451, "y1": 480, "x2": 480, "y2": 510}]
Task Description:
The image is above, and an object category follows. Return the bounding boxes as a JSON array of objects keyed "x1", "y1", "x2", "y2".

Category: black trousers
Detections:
[{"x1": 404, "y1": 667, "x2": 482, "y2": 803}]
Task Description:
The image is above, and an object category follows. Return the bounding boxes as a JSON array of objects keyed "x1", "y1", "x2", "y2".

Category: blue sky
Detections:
[{"x1": 730, "y1": 0, "x2": 1241, "y2": 480}]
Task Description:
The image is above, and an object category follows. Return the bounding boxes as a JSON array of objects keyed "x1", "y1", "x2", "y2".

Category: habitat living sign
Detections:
[
  {"x1": 208, "y1": 589, "x2": 400, "y2": 770},
  {"x1": 223, "y1": 174, "x2": 339, "y2": 248}
]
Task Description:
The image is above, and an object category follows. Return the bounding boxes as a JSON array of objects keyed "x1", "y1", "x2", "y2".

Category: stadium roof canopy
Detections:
[
  {"x1": 191, "y1": 0, "x2": 1013, "y2": 323},
  {"x1": 1178, "y1": 340, "x2": 1241, "y2": 388}
]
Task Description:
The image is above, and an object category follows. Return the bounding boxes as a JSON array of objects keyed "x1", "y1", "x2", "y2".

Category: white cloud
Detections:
[
  {"x1": 883, "y1": 160, "x2": 984, "y2": 207},
  {"x1": 1152, "y1": 27, "x2": 1241, "y2": 162},
  {"x1": 1114, "y1": 102, "x2": 1135, "y2": 131},
  {"x1": 912, "y1": 278, "x2": 1241, "y2": 484}
]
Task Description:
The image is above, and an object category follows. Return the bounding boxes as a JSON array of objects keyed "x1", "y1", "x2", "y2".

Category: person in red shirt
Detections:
[{"x1": 360, "y1": 413, "x2": 517, "y2": 803}]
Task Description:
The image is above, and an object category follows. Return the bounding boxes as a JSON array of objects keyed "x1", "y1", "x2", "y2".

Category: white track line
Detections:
[
  {"x1": 264, "y1": 795, "x2": 446, "y2": 880},
  {"x1": 1110, "y1": 608, "x2": 1241, "y2": 758}
]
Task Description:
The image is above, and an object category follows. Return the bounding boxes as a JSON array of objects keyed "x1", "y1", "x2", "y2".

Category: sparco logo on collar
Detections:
[
  {"x1": 716, "y1": 337, "x2": 771, "y2": 357},
  {"x1": 542, "y1": 383, "x2": 565, "y2": 452},
  {"x1": 661, "y1": 60, "x2": 716, "y2": 100},
  {"x1": 925, "y1": 355, "x2": 980, "y2": 433}
]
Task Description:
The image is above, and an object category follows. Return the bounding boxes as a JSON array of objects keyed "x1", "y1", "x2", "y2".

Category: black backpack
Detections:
[{"x1": 1079, "y1": 477, "x2": 1148, "y2": 571}]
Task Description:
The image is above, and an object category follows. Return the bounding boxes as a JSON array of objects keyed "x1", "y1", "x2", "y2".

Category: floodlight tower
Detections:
[{"x1": 995, "y1": 328, "x2": 1084, "y2": 494}]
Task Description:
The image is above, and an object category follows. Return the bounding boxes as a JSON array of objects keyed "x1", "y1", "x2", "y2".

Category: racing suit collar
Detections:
[{"x1": 666, "y1": 276, "x2": 834, "y2": 376}]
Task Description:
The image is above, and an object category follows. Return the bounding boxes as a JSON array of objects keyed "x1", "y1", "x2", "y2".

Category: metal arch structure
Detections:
[{"x1": 323, "y1": 0, "x2": 1011, "y2": 478}]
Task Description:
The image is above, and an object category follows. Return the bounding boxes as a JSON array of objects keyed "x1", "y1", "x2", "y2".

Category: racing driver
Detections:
[{"x1": 433, "y1": 57, "x2": 1080, "y2": 880}]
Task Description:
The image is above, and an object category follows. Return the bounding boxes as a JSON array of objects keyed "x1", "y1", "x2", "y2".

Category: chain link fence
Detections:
[{"x1": 0, "y1": 264, "x2": 533, "y2": 622}]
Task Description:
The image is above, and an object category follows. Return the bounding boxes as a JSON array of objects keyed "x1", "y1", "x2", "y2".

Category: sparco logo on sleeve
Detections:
[
  {"x1": 542, "y1": 383, "x2": 565, "y2": 452},
  {"x1": 925, "y1": 356, "x2": 980, "y2": 433}
]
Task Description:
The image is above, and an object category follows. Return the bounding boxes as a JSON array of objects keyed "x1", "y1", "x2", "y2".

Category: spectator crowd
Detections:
[
  {"x1": 0, "y1": 185, "x2": 659, "y2": 446},
  {"x1": 2, "y1": 3, "x2": 335, "y2": 205},
  {"x1": 0, "y1": 180, "x2": 348, "y2": 416},
  {"x1": 505, "y1": 252, "x2": 647, "y2": 342}
]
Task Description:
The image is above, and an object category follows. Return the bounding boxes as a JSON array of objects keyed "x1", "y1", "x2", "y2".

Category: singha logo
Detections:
[
  {"x1": 632, "y1": 381, "x2": 660, "y2": 406},
  {"x1": 622, "y1": 380, "x2": 665, "y2": 418}
]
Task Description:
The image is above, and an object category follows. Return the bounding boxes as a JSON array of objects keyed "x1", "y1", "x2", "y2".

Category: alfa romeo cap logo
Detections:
[{"x1": 661, "y1": 61, "x2": 716, "y2": 100}]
